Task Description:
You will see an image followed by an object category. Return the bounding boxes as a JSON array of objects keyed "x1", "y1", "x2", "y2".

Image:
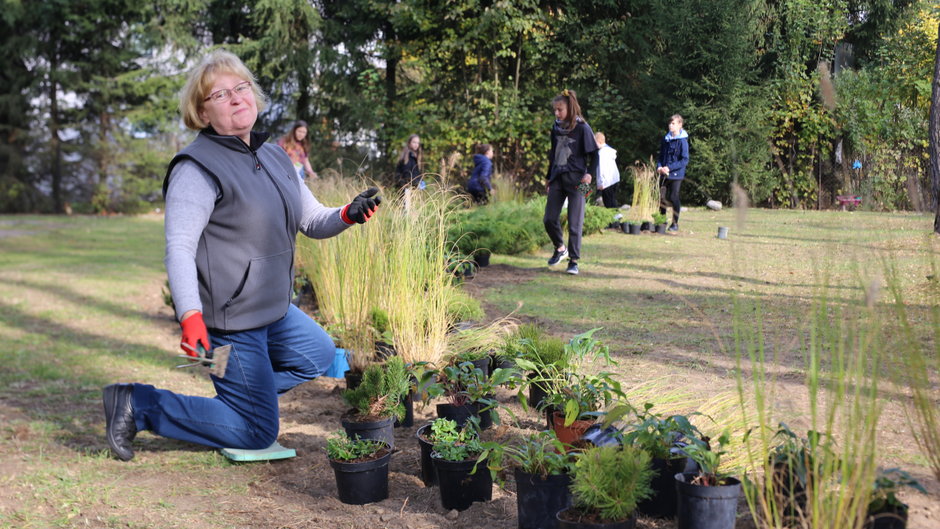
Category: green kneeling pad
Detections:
[{"x1": 220, "y1": 442, "x2": 296, "y2": 462}]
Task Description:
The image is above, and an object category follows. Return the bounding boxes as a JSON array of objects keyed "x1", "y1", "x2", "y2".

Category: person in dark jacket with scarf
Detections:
[
  {"x1": 466, "y1": 143, "x2": 494, "y2": 204},
  {"x1": 543, "y1": 89, "x2": 599, "y2": 276},
  {"x1": 395, "y1": 134, "x2": 423, "y2": 189},
  {"x1": 101, "y1": 50, "x2": 381, "y2": 461},
  {"x1": 657, "y1": 114, "x2": 689, "y2": 232}
]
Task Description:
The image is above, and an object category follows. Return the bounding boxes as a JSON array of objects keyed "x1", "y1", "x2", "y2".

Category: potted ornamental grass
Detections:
[
  {"x1": 514, "y1": 324, "x2": 567, "y2": 416},
  {"x1": 325, "y1": 430, "x2": 392, "y2": 505},
  {"x1": 675, "y1": 431, "x2": 742, "y2": 529},
  {"x1": 556, "y1": 444, "x2": 655, "y2": 529},
  {"x1": 652, "y1": 212, "x2": 668, "y2": 234},
  {"x1": 502, "y1": 430, "x2": 577, "y2": 529},
  {"x1": 428, "y1": 418, "x2": 494, "y2": 511},
  {"x1": 340, "y1": 356, "x2": 411, "y2": 449}
]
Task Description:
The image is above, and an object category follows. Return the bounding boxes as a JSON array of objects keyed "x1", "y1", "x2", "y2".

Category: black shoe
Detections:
[
  {"x1": 668, "y1": 223, "x2": 678, "y2": 232},
  {"x1": 566, "y1": 262, "x2": 579, "y2": 275},
  {"x1": 103, "y1": 383, "x2": 137, "y2": 461},
  {"x1": 547, "y1": 247, "x2": 568, "y2": 266}
]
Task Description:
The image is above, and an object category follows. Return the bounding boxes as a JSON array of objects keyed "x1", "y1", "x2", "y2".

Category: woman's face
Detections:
[
  {"x1": 668, "y1": 119, "x2": 682, "y2": 136},
  {"x1": 408, "y1": 136, "x2": 421, "y2": 151},
  {"x1": 553, "y1": 101, "x2": 568, "y2": 121},
  {"x1": 485, "y1": 147, "x2": 494, "y2": 159},
  {"x1": 294, "y1": 126, "x2": 308, "y2": 142},
  {"x1": 198, "y1": 72, "x2": 257, "y2": 142}
]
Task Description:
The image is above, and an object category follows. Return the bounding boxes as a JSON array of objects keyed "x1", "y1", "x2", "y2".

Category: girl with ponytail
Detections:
[{"x1": 543, "y1": 89, "x2": 599, "y2": 276}]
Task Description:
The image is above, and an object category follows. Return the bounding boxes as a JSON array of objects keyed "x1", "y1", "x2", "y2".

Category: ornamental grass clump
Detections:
[
  {"x1": 295, "y1": 176, "x2": 385, "y2": 372},
  {"x1": 625, "y1": 158, "x2": 659, "y2": 224},
  {"x1": 734, "y1": 276, "x2": 885, "y2": 529},
  {"x1": 566, "y1": 445, "x2": 654, "y2": 523},
  {"x1": 379, "y1": 185, "x2": 462, "y2": 367}
]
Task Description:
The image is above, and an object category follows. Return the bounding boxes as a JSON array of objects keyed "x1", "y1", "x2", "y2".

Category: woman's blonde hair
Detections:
[{"x1": 178, "y1": 49, "x2": 268, "y2": 131}]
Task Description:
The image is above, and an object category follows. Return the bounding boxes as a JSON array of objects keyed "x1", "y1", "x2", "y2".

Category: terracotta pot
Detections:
[{"x1": 550, "y1": 411, "x2": 595, "y2": 448}]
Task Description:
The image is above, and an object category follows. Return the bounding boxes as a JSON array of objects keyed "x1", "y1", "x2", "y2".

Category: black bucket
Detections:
[
  {"x1": 415, "y1": 423, "x2": 437, "y2": 486},
  {"x1": 344, "y1": 369, "x2": 362, "y2": 390},
  {"x1": 637, "y1": 457, "x2": 688, "y2": 518},
  {"x1": 655, "y1": 224, "x2": 667, "y2": 234},
  {"x1": 629, "y1": 223, "x2": 641, "y2": 235},
  {"x1": 556, "y1": 508, "x2": 636, "y2": 529},
  {"x1": 640, "y1": 221, "x2": 652, "y2": 232},
  {"x1": 341, "y1": 413, "x2": 396, "y2": 449},
  {"x1": 675, "y1": 473, "x2": 741, "y2": 529},
  {"x1": 436, "y1": 402, "x2": 478, "y2": 429},
  {"x1": 515, "y1": 468, "x2": 572, "y2": 529},
  {"x1": 433, "y1": 456, "x2": 492, "y2": 511},
  {"x1": 329, "y1": 448, "x2": 392, "y2": 505}
]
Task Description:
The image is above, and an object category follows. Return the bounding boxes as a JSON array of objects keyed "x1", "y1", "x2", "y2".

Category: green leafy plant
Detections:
[
  {"x1": 867, "y1": 468, "x2": 926, "y2": 513},
  {"x1": 608, "y1": 402, "x2": 705, "y2": 461},
  {"x1": 568, "y1": 445, "x2": 655, "y2": 523},
  {"x1": 421, "y1": 360, "x2": 518, "y2": 425},
  {"x1": 499, "y1": 430, "x2": 575, "y2": 478},
  {"x1": 682, "y1": 431, "x2": 735, "y2": 486},
  {"x1": 652, "y1": 212, "x2": 668, "y2": 225},
  {"x1": 518, "y1": 329, "x2": 623, "y2": 426},
  {"x1": 429, "y1": 417, "x2": 485, "y2": 462},
  {"x1": 341, "y1": 356, "x2": 411, "y2": 421},
  {"x1": 325, "y1": 430, "x2": 387, "y2": 461}
]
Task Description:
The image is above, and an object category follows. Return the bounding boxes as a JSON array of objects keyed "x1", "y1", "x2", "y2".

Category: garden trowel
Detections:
[{"x1": 176, "y1": 343, "x2": 231, "y2": 378}]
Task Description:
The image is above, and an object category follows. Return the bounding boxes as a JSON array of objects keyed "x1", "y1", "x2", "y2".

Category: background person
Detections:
[
  {"x1": 102, "y1": 49, "x2": 381, "y2": 461},
  {"x1": 466, "y1": 143, "x2": 494, "y2": 204},
  {"x1": 395, "y1": 134, "x2": 424, "y2": 189},
  {"x1": 656, "y1": 114, "x2": 689, "y2": 232},
  {"x1": 594, "y1": 132, "x2": 620, "y2": 208},
  {"x1": 543, "y1": 89, "x2": 599, "y2": 276},
  {"x1": 277, "y1": 119, "x2": 317, "y2": 179}
]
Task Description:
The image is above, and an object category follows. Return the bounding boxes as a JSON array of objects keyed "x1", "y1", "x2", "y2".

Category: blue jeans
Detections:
[{"x1": 131, "y1": 305, "x2": 335, "y2": 449}]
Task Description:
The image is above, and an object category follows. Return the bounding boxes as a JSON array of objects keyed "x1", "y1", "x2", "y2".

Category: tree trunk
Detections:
[
  {"x1": 930, "y1": 23, "x2": 940, "y2": 233},
  {"x1": 383, "y1": 20, "x2": 398, "y2": 164},
  {"x1": 49, "y1": 49, "x2": 62, "y2": 214}
]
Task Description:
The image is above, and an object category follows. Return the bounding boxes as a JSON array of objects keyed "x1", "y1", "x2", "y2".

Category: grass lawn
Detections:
[{"x1": 0, "y1": 208, "x2": 937, "y2": 529}]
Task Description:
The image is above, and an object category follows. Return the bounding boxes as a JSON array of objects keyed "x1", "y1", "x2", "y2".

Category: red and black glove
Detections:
[
  {"x1": 180, "y1": 312, "x2": 211, "y2": 357},
  {"x1": 341, "y1": 187, "x2": 383, "y2": 224}
]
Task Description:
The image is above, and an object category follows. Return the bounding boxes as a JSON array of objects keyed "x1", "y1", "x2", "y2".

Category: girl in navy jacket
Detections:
[
  {"x1": 657, "y1": 114, "x2": 689, "y2": 232},
  {"x1": 467, "y1": 143, "x2": 493, "y2": 204}
]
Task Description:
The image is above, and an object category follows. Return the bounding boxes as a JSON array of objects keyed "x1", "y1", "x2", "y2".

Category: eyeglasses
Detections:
[{"x1": 204, "y1": 81, "x2": 252, "y2": 104}]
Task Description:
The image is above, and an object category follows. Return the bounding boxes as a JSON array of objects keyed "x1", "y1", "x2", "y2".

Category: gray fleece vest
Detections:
[{"x1": 164, "y1": 130, "x2": 302, "y2": 332}]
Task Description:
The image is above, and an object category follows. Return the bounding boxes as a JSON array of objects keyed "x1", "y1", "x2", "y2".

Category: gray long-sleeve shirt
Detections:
[{"x1": 164, "y1": 159, "x2": 349, "y2": 321}]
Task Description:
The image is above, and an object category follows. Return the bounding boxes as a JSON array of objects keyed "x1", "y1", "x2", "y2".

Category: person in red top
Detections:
[{"x1": 278, "y1": 120, "x2": 318, "y2": 179}]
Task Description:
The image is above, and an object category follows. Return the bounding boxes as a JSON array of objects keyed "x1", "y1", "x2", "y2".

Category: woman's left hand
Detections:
[{"x1": 581, "y1": 173, "x2": 592, "y2": 184}]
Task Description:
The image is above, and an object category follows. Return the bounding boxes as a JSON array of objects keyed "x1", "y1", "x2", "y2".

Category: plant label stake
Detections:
[{"x1": 177, "y1": 344, "x2": 231, "y2": 378}]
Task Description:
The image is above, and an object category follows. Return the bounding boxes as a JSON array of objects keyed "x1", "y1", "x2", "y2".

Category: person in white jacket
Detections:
[{"x1": 594, "y1": 132, "x2": 620, "y2": 208}]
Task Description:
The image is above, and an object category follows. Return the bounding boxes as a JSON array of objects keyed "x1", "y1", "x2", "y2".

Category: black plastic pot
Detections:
[
  {"x1": 436, "y1": 402, "x2": 477, "y2": 428},
  {"x1": 556, "y1": 507, "x2": 637, "y2": 529},
  {"x1": 629, "y1": 223, "x2": 641, "y2": 235},
  {"x1": 415, "y1": 423, "x2": 437, "y2": 487},
  {"x1": 675, "y1": 473, "x2": 742, "y2": 529},
  {"x1": 620, "y1": 222, "x2": 630, "y2": 234},
  {"x1": 329, "y1": 447, "x2": 392, "y2": 505},
  {"x1": 341, "y1": 412, "x2": 396, "y2": 449},
  {"x1": 433, "y1": 456, "x2": 492, "y2": 511},
  {"x1": 655, "y1": 224, "x2": 667, "y2": 234},
  {"x1": 640, "y1": 221, "x2": 652, "y2": 231},
  {"x1": 515, "y1": 468, "x2": 572, "y2": 529},
  {"x1": 526, "y1": 373, "x2": 549, "y2": 411},
  {"x1": 864, "y1": 504, "x2": 908, "y2": 529},
  {"x1": 470, "y1": 356, "x2": 491, "y2": 377},
  {"x1": 637, "y1": 457, "x2": 690, "y2": 518},
  {"x1": 474, "y1": 251, "x2": 491, "y2": 268},
  {"x1": 344, "y1": 369, "x2": 362, "y2": 390}
]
